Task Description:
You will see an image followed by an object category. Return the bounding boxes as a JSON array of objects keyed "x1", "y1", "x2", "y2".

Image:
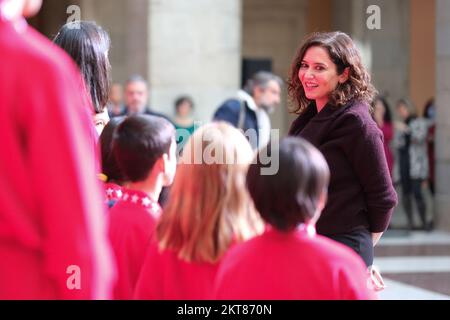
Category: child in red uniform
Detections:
[
  {"x1": 214, "y1": 137, "x2": 376, "y2": 300},
  {"x1": 134, "y1": 122, "x2": 263, "y2": 300},
  {"x1": 108, "y1": 115, "x2": 177, "y2": 299},
  {"x1": 0, "y1": 0, "x2": 115, "y2": 299}
]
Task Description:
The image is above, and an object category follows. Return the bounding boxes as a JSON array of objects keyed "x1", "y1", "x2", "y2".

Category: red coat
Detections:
[
  {"x1": 214, "y1": 226, "x2": 376, "y2": 300},
  {"x1": 0, "y1": 18, "x2": 115, "y2": 299},
  {"x1": 134, "y1": 242, "x2": 219, "y2": 300},
  {"x1": 108, "y1": 188, "x2": 162, "y2": 299},
  {"x1": 380, "y1": 122, "x2": 394, "y2": 177}
]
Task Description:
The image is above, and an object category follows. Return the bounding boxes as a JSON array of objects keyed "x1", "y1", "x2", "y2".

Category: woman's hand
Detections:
[
  {"x1": 371, "y1": 232, "x2": 383, "y2": 247},
  {"x1": 367, "y1": 265, "x2": 386, "y2": 292}
]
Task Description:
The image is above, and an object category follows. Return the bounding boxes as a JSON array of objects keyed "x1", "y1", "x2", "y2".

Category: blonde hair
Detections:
[{"x1": 156, "y1": 122, "x2": 262, "y2": 263}]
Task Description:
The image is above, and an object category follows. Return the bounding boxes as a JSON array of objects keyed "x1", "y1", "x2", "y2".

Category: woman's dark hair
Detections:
[
  {"x1": 424, "y1": 98, "x2": 435, "y2": 119},
  {"x1": 288, "y1": 31, "x2": 377, "y2": 114},
  {"x1": 113, "y1": 115, "x2": 175, "y2": 182},
  {"x1": 54, "y1": 21, "x2": 111, "y2": 114},
  {"x1": 99, "y1": 116, "x2": 126, "y2": 184},
  {"x1": 174, "y1": 96, "x2": 194, "y2": 112},
  {"x1": 243, "y1": 71, "x2": 283, "y2": 96},
  {"x1": 246, "y1": 137, "x2": 330, "y2": 232},
  {"x1": 373, "y1": 96, "x2": 392, "y2": 123}
]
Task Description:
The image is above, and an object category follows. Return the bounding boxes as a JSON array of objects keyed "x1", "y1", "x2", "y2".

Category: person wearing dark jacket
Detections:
[
  {"x1": 124, "y1": 74, "x2": 172, "y2": 122},
  {"x1": 213, "y1": 71, "x2": 282, "y2": 149},
  {"x1": 288, "y1": 31, "x2": 397, "y2": 268}
]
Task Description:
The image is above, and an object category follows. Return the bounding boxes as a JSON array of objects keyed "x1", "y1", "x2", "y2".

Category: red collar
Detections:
[
  {"x1": 104, "y1": 183, "x2": 123, "y2": 201},
  {"x1": 121, "y1": 188, "x2": 162, "y2": 219}
]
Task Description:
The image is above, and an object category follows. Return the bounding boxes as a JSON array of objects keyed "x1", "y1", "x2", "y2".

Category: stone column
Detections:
[
  {"x1": 79, "y1": 0, "x2": 149, "y2": 83},
  {"x1": 147, "y1": 0, "x2": 242, "y2": 121},
  {"x1": 332, "y1": 0, "x2": 410, "y2": 104},
  {"x1": 435, "y1": 0, "x2": 450, "y2": 231},
  {"x1": 410, "y1": 0, "x2": 436, "y2": 116},
  {"x1": 242, "y1": 0, "x2": 308, "y2": 136}
]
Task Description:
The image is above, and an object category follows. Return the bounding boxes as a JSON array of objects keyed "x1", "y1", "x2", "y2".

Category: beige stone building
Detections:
[{"x1": 30, "y1": 0, "x2": 450, "y2": 231}]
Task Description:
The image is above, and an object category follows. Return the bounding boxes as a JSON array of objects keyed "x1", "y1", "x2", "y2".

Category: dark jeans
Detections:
[
  {"x1": 399, "y1": 154, "x2": 427, "y2": 229},
  {"x1": 326, "y1": 228, "x2": 373, "y2": 267},
  {"x1": 401, "y1": 178, "x2": 427, "y2": 229}
]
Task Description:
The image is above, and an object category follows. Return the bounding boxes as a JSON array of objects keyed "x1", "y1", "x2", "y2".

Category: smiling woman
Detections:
[
  {"x1": 288, "y1": 31, "x2": 398, "y2": 273},
  {"x1": 299, "y1": 46, "x2": 350, "y2": 112},
  {"x1": 288, "y1": 31, "x2": 376, "y2": 115}
]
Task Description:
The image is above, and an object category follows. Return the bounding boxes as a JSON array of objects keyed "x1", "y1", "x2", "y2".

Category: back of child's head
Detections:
[
  {"x1": 246, "y1": 137, "x2": 330, "y2": 231},
  {"x1": 100, "y1": 116, "x2": 126, "y2": 184},
  {"x1": 157, "y1": 122, "x2": 261, "y2": 264},
  {"x1": 113, "y1": 115, "x2": 175, "y2": 182}
]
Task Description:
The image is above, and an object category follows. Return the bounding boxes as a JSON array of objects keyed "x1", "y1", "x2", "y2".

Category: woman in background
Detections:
[
  {"x1": 54, "y1": 21, "x2": 111, "y2": 136},
  {"x1": 173, "y1": 95, "x2": 196, "y2": 152},
  {"x1": 424, "y1": 99, "x2": 435, "y2": 196},
  {"x1": 373, "y1": 96, "x2": 394, "y2": 177},
  {"x1": 395, "y1": 99, "x2": 429, "y2": 230}
]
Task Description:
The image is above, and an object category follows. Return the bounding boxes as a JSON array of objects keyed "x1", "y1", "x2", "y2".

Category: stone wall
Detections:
[
  {"x1": 242, "y1": 0, "x2": 308, "y2": 136},
  {"x1": 333, "y1": 0, "x2": 411, "y2": 113},
  {"x1": 80, "y1": 0, "x2": 149, "y2": 85},
  {"x1": 147, "y1": 0, "x2": 242, "y2": 120},
  {"x1": 435, "y1": 0, "x2": 450, "y2": 231}
]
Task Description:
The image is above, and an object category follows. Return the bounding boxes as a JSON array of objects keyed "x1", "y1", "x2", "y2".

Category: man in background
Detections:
[
  {"x1": 213, "y1": 71, "x2": 282, "y2": 149},
  {"x1": 124, "y1": 74, "x2": 171, "y2": 121},
  {"x1": 107, "y1": 82, "x2": 126, "y2": 118}
]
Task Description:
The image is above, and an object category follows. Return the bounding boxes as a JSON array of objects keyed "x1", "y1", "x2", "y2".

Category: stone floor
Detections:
[
  {"x1": 374, "y1": 230, "x2": 450, "y2": 300},
  {"x1": 372, "y1": 184, "x2": 450, "y2": 300}
]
